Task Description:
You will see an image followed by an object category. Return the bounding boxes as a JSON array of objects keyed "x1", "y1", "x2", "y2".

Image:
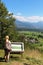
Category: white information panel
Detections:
[{"x1": 11, "y1": 42, "x2": 24, "y2": 52}]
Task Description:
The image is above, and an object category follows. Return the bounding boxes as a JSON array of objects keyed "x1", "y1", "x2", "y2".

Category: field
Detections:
[
  {"x1": 0, "y1": 31, "x2": 43, "y2": 65},
  {"x1": 19, "y1": 31, "x2": 43, "y2": 52}
]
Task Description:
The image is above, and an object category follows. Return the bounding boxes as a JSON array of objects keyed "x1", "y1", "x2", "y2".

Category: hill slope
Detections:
[{"x1": 15, "y1": 20, "x2": 43, "y2": 30}]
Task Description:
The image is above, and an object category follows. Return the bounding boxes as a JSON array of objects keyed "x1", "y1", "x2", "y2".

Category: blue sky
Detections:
[{"x1": 2, "y1": 0, "x2": 43, "y2": 22}]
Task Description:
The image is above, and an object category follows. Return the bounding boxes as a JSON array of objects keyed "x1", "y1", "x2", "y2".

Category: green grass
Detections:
[
  {"x1": 0, "y1": 49, "x2": 43, "y2": 65},
  {"x1": 26, "y1": 57, "x2": 43, "y2": 65},
  {"x1": 0, "y1": 31, "x2": 43, "y2": 65}
]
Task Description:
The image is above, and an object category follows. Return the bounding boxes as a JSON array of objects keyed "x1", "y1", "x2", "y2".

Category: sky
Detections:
[{"x1": 2, "y1": 0, "x2": 43, "y2": 23}]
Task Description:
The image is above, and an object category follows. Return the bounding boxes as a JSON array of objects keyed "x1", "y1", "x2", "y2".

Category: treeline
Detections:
[{"x1": 17, "y1": 28, "x2": 43, "y2": 32}]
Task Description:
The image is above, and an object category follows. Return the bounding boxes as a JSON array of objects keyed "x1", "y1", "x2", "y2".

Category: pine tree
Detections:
[{"x1": 0, "y1": 1, "x2": 17, "y2": 47}]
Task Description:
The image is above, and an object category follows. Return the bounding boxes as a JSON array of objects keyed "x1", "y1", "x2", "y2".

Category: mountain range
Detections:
[{"x1": 15, "y1": 20, "x2": 43, "y2": 31}]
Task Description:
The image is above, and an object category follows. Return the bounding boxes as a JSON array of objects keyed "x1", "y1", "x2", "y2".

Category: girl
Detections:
[{"x1": 4, "y1": 35, "x2": 11, "y2": 62}]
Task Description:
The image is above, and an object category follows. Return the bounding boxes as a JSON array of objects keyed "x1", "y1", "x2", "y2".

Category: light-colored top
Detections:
[
  {"x1": 5, "y1": 39, "x2": 11, "y2": 50},
  {"x1": 6, "y1": 39, "x2": 11, "y2": 44}
]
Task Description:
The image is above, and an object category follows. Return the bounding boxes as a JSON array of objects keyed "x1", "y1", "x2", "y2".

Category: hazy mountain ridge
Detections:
[
  {"x1": 15, "y1": 20, "x2": 43, "y2": 30},
  {"x1": 33, "y1": 22, "x2": 43, "y2": 29}
]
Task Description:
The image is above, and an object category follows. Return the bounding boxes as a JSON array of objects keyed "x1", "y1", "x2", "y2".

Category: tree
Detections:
[{"x1": 0, "y1": 1, "x2": 17, "y2": 47}]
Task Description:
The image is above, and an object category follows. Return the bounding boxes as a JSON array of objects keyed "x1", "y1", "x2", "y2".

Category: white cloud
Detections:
[
  {"x1": 13, "y1": 15, "x2": 27, "y2": 21},
  {"x1": 13, "y1": 15, "x2": 43, "y2": 23},
  {"x1": 27, "y1": 16, "x2": 40, "y2": 22},
  {"x1": 8, "y1": 11, "x2": 12, "y2": 14}
]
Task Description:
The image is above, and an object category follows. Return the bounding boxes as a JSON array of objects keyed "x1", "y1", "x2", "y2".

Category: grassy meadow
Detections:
[{"x1": 0, "y1": 31, "x2": 43, "y2": 65}]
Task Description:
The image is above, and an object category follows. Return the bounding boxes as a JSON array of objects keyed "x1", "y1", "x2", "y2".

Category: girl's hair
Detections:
[{"x1": 5, "y1": 35, "x2": 9, "y2": 39}]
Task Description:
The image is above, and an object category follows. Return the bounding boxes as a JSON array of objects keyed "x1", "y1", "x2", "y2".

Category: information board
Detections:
[{"x1": 11, "y1": 42, "x2": 24, "y2": 52}]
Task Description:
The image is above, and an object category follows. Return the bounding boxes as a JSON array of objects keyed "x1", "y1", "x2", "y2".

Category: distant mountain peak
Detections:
[{"x1": 15, "y1": 20, "x2": 43, "y2": 30}]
